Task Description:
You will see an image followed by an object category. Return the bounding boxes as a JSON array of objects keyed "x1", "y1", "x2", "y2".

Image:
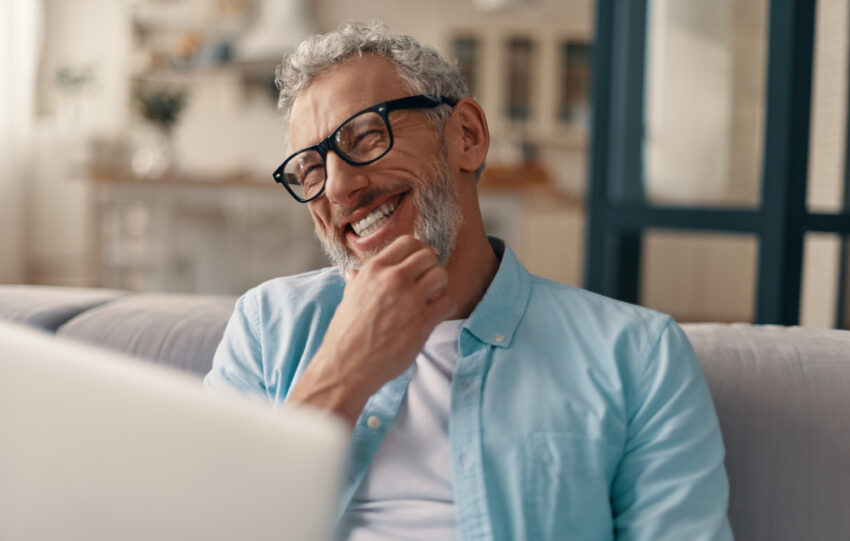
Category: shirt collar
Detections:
[{"x1": 461, "y1": 237, "x2": 532, "y2": 353}]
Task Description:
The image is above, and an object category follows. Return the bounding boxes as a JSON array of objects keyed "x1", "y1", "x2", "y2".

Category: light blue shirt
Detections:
[{"x1": 205, "y1": 238, "x2": 732, "y2": 541}]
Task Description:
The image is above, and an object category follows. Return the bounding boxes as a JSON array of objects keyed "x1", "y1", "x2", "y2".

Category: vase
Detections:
[{"x1": 130, "y1": 124, "x2": 174, "y2": 179}]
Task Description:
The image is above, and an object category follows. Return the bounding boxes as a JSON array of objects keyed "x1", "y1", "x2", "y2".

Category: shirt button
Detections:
[
  {"x1": 366, "y1": 415, "x2": 381, "y2": 429},
  {"x1": 494, "y1": 334, "x2": 505, "y2": 343}
]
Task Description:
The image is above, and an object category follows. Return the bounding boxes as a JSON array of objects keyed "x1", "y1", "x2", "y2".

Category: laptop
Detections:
[{"x1": 0, "y1": 322, "x2": 348, "y2": 541}]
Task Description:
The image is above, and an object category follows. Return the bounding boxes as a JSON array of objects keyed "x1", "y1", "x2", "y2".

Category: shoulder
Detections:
[
  {"x1": 527, "y1": 274, "x2": 672, "y2": 339},
  {"x1": 245, "y1": 266, "x2": 344, "y2": 304},
  {"x1": 208, "y1": 267, "x2": 344, "y2": 399},
  {"x1": 491, "y1": 240, "x2": 674, "y2": 363},
  {"x1": 521, "y1": 274, "x2": 682, "y2": 382},
  {"x1": 238, "y1": 266, "x2": 345, "y2": 326}
]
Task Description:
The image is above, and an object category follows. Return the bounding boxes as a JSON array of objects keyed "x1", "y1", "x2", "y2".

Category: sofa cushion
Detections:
[
  {"x1": 0, "y1": 285, "x2": 126, "y2": 332},
  {"x1": 683, "y1": 323, "x2": 850, "y2": 541},
  {"x1": 58, "y1": 294, "x2": 237, "y2": 376}
]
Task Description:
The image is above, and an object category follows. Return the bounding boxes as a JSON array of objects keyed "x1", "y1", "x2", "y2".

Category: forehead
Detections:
[{"x1": 288, "y1": 55, "x2": 411, "y2": 149}]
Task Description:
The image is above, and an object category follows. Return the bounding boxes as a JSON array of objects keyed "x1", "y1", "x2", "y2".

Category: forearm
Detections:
[{"x1": 286, "y1": 348, "x2": 377, "y2": 429}]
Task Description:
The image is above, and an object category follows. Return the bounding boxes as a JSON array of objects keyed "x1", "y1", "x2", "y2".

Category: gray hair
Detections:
[{"x1": 275, "y1": 21, "x2": 470, "y2": 145}]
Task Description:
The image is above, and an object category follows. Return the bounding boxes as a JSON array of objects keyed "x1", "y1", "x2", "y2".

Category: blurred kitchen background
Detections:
[{"x1": 1, "y1": 0, "x2": 848, "y2": 327}]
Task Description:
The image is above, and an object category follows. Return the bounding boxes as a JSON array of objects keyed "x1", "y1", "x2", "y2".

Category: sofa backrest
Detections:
[
  {"x1": 56, "y1": 294, "x2": 237, "y2": 376},
  {"x1": 683, "y1": 323, "x2": 850, "y2": 540},
  {"x1": 0, "y1": 285, "x2": 126, "y2": 332}
]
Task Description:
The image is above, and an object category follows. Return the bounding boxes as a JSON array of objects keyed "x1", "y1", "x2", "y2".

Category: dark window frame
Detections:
[{"x1": 585, "y1": 0, "x2": 850, "y2": 326}]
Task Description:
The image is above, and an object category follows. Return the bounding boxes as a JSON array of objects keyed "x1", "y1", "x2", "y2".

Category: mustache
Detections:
[{"x1": 332, "y1": 182, "x2": 412, "y2": 224}]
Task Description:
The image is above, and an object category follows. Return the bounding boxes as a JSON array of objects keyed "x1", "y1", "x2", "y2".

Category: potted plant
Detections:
[{"x1": 130, "y1": 86, "x2": 187, "y2": 178}]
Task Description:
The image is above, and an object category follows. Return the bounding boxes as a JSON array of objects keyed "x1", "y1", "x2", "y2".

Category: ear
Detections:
[{"x1": 446, "y1": 98, "x2": 489, "y2": 176}]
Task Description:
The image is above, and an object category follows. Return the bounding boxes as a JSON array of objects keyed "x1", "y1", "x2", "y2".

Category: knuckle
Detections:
[
  {"x1": 416, "y1": 246, "x2": 438, "y2": 262},
  {"x1": 362, "y1": 256, "x2": 381, "y2": 272},
  {"x1": 402, "y1": 237, "x2": 422, "y2": 253},
  {"x1": 383, "y1": 271, "x2": 405, "y2": 291},
  {"x1": 394, "y1": 234, "x2": 416, "y2": 247},
  {"x1": 407, "y1": 250, "x2": 435, "y2": 272}
]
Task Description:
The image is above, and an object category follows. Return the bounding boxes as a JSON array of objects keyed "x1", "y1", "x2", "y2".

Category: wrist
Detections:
[{"x1": 287, "y1": 348, "x2": 374, "y2": 428}]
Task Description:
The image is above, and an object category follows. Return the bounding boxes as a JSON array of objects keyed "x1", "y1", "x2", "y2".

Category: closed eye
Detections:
[
  {"x1": 300, "y1": 164, "x2": 325, "y2": 185},
  {"x1": 351, "y1": 129, "x2": 388, "y2": 154}
]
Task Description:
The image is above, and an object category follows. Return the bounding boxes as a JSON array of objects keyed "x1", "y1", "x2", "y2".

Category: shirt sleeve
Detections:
[
  {"x1": 611, "y1": 318, "x2": 733, "y2": 541},
  {"x1": 203, "y1": 292, "x2": 268, "y2": 399}
]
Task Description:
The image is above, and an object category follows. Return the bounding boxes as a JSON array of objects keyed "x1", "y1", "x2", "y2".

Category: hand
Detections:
[{"x1": 287, "y1": 235, "x2": 456, "y2": 427}]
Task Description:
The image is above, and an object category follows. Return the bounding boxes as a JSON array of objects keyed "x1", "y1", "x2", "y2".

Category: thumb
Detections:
[{"x1": 345, "y1": 268, "x2": 359, "y2": 283}]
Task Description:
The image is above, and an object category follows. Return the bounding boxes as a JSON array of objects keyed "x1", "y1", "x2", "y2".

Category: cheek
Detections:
[
  {"x1": 382, "y1": 152, "x2": 434, "y2": 179},
  {"x1": 308, "y1": 202, "x2": 332, "y2": 232},
  {"x1": 390, "y1": 140, "x2": 443, "y2": 174}
]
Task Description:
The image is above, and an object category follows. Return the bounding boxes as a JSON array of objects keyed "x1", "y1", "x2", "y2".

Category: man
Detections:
[{"x1": 206, "y1": 22, "x2": 732, "y2": 541}]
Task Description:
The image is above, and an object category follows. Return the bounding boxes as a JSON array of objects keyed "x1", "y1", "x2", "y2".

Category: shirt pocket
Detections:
[{"x1": 522, "y1": 432, "x2": 620, "y2": 541}]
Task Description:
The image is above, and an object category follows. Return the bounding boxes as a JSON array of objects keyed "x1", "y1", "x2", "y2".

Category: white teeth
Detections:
[{"x1": 351, "y1": 200, "x2": 399, "y2": 237}]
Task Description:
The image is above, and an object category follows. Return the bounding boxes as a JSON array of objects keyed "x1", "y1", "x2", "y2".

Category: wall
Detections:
[
  {"x1": 0, "y1": 1, "x2": 41, "y2": 284},
  {"x1": 25, "y1": 0, "x2": 131, "y2": 286}
]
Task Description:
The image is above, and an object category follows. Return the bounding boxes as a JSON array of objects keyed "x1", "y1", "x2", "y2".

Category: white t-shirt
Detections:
[{"x1": 339, "y1": 319, "x2": 465, "y2": 541}]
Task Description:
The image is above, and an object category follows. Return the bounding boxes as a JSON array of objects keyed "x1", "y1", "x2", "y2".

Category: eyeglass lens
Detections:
[{"x1": 282, "y1": 110, "x2": 391, "y2": 200}]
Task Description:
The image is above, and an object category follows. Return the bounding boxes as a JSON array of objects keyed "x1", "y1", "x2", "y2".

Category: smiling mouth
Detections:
[{"x1": 349, "y1": 196, "x2": 401, "y2": 237}]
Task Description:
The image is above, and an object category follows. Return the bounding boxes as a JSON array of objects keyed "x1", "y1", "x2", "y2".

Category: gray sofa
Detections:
[{"x1": 1, "y1": 284, "x2": 849, "y2": 540}]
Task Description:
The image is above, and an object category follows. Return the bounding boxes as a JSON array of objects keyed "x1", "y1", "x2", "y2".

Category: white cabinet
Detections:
[{"x1": 93, "y1": 175, "x2": 326, "y2": 294}]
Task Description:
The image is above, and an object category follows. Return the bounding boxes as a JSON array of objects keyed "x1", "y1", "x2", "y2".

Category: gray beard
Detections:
[{"x1": 315, "y1": 153, "x2": 462, "y2": 276}]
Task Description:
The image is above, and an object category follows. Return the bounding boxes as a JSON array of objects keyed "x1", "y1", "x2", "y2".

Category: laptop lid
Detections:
[{"x1": 0, "y1": 322, "x2": 347, "y2": 541}]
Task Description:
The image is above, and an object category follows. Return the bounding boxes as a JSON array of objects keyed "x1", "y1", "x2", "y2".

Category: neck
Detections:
[{"x1": 443, "y1": 215, "x2": 499, "y2": 320}]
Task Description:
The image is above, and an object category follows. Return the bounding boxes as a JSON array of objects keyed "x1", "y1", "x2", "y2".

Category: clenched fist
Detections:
[{"x1": 287, "y1": 235, "x2": 457, "y2": 427}]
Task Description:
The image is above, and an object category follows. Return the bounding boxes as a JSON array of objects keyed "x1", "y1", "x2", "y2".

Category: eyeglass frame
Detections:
[{"x1": 273, "y1": 94, "x2": 458, "y2": 203}]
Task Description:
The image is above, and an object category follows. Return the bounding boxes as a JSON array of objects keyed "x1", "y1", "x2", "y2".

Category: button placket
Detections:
[
  {"x1": 449, "y1": 349, "x2": 494, "y2": 540},
  {"x1": 459, "y1": 449, "x2": 471, "y2": 470}
]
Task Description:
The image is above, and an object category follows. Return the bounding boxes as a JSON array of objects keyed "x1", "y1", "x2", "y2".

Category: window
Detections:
[
  {"x1": 586, "y1": 0, "x2": 850, "y2": 327},
  {"x1": 505, "y1": 37, "x2": 534, "y2": 120},
  {"x1": 452, "y1": 35, "x2": 480, "y2": 98},
  {"x1": 558, "y1": 42, "x2": 591, "y2": 128}
]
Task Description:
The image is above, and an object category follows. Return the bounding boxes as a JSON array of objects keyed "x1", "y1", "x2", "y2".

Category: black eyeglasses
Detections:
[{"x1": 273, "y1": 95, "x2": 457, "y2": 203}]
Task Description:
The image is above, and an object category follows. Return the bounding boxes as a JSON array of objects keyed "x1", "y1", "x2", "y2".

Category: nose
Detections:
[{"x1": 323, "y1": 151, "x2": 370, "y2": 207}]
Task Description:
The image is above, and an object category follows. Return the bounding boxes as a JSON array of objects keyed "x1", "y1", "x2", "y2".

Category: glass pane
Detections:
[
  {"x1": 800, "y1": 233, "x2": 842, "y2": 328},
  {"x1": 452, "y1": 35, "x2": 480, "y2": 98},
  {"x1": 505, "y1": 37, "x2": 535, "y2": 121},
  {"x1": 558, "y1": 42, "x2": 591, "y2": 130},
  {"x1": 806, "y1": 0, "x2": 849, "y2": 213},
  {"x1": 640, "y1": 230, "x2": 757, "y2": 322},
  {"x1": 642, "y1": 0, "x2": 768, "y2": 207}
]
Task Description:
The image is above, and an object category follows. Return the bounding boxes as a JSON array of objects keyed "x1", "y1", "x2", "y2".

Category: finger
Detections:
[
  {"x1": 422, "y1": 292, "x2": 456, "y2": 325},
  {"x1": 395, "y1": 245, "x2": 441, "y2": 282},
  {"x1": 426, "y1": 283, "x2": 447, "y2": 303},
  {"x1": 370, "y1": 235, "x2": 425, "y2": 267},
  {"x1": 424, "y1": 282, "x2": 448, "y2": 307},
  {"x1": 345, "y1": 268, "x2": 359, "y2": 282},
  {"x1": 415, "y1": 265, "x2": 449, "y2": 301}
]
